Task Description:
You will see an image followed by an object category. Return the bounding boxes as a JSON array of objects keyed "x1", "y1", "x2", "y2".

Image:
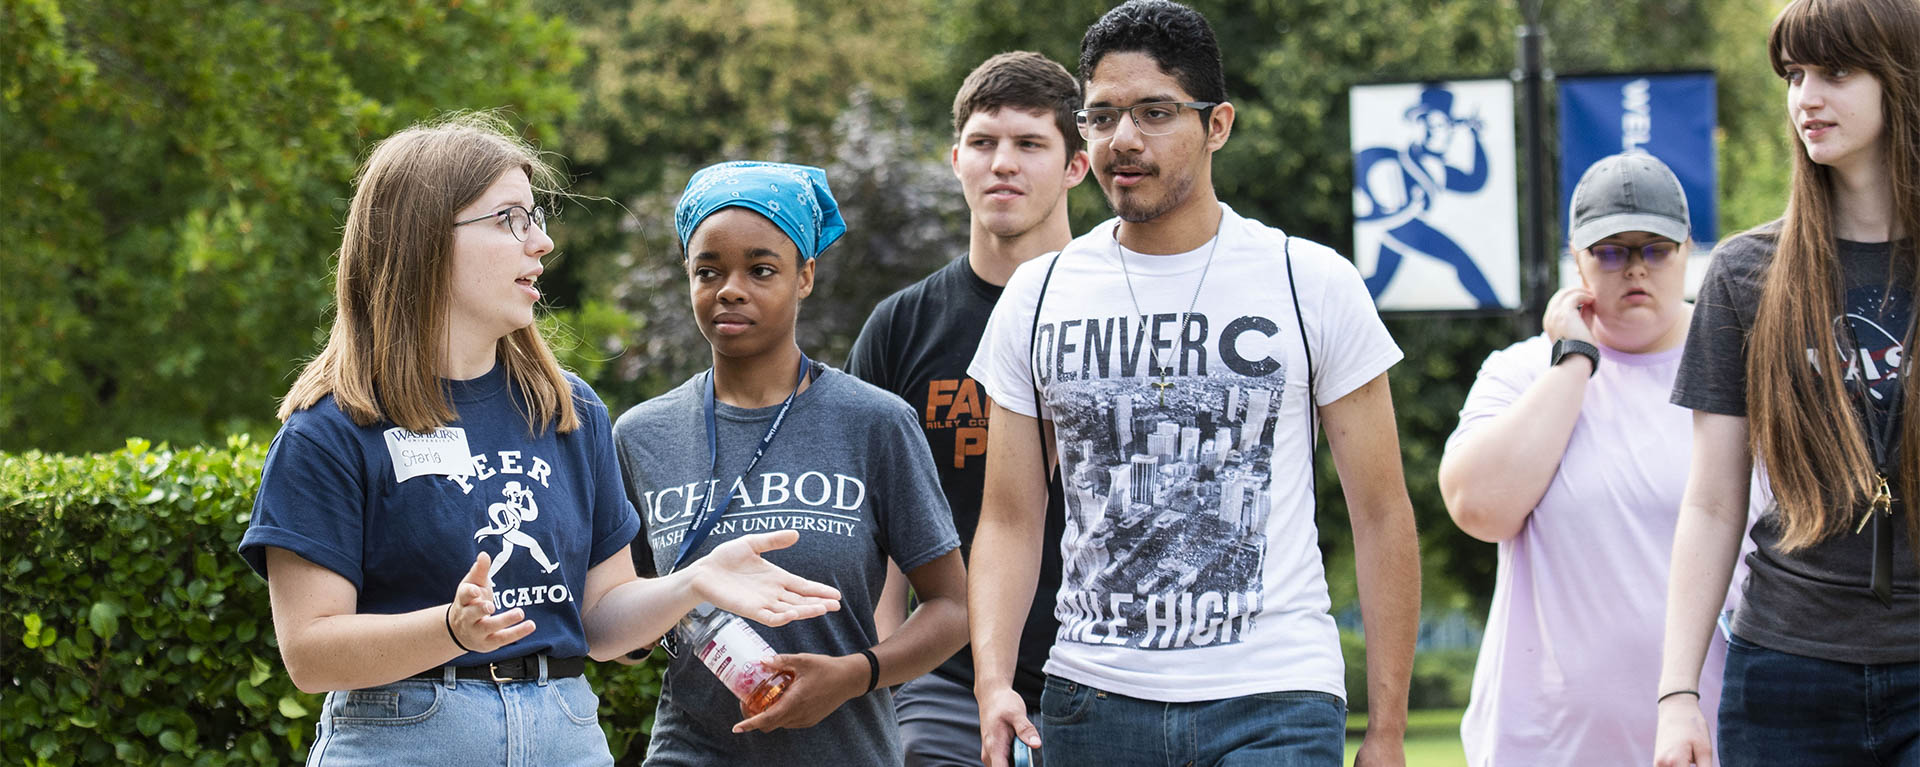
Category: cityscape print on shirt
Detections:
[{"x1": 1034, "y1": 311, "x2": 1293, "y2": 652}]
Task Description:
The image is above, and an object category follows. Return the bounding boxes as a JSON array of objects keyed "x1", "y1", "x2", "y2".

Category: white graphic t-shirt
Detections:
[{"x1": 970, "y1": 203, "x2": 1403, "y2": 702}]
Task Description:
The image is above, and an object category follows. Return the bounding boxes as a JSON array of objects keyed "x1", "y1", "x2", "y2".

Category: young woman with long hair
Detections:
[
  {"x1": 611, "y1": 161, "x2": 967, "y2": 765},
  {"x1": 239, "y1": 115, "x2": 841, "y2": 765},
  {"x1": 1655, "y1": 0, "x2": 1918, "y2": 763}
]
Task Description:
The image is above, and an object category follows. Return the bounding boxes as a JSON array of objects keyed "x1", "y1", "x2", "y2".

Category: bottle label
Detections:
[{"x1": 695, "y1": 617, "x2": 780, "y2": 698}]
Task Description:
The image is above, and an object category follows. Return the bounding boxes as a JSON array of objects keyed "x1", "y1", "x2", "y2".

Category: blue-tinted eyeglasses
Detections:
[{"x1": 1587, "y1": 240, "x2": 1679, "y2": 272}]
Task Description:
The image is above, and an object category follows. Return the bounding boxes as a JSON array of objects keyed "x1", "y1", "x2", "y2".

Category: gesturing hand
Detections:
[
  {"x1": 690, "y1": 530, "x2": 842, "y2": 627},
  {"x1": 447, "y1": 552, "x2": 536, "y2": 655},
  {"x1": 730, "y1": 652, "x2": 866, "y2": 733}
]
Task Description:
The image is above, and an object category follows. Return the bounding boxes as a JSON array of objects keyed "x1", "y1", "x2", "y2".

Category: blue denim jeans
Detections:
[
  {"x1": 306, "y1": 665, "x2": 613, "y2": 766},
  {"x1": 1037, "y1": 675, "x2": 1346, "y2": 767},
  {"x1": 1719, "y1": 633, "x2": 1919, "y2": 767}
]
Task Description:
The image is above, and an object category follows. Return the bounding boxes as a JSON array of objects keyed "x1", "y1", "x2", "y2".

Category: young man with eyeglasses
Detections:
[
  {"x1": 1438, "y1": 151, "x2": 1754, "y2": 765},
  {"x1": 845, "y1": 51, "x2": 1089, "y2": 767},
  {"x1": 965, "y1": 3, "x2": 1420, "y2": 765}
]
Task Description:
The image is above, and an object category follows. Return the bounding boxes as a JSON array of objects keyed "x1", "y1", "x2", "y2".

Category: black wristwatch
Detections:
[{"x1": 1551, "y1": 338, "x2": 1600, "y2": 376}]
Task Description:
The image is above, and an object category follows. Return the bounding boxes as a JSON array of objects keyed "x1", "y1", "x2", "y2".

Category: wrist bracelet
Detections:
[
  {"x1": 446, "y1": 603, "x2": 477, "y2": 654},
  {"x1": 1550, "y1": 338, "x2": 1600, "y2": 377},
  {"x1": 1657, "y1": 689, "x2": 1699, "y2": 704},
  {"x1": 859, "y1": 649, "x2": 879, "y2": 694}
]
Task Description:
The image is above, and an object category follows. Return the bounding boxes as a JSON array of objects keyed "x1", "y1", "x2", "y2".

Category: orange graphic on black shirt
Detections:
[{"x1": 924, "y1": 378, "x2": 993, "y2": 469}]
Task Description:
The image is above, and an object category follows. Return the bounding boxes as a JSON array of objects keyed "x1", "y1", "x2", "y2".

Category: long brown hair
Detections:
[
  {"x1": 1749, "y1": 0, "x2": 1919, "y2": 553},
  {"x1": 279, "y1": 112, "x2": 580, "y2": 435}
]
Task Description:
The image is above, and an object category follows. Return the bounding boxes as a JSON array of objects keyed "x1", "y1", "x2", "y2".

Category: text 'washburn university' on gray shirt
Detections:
[{"x1": 611, "y1": 363, "x2": 960, "y2": 765}]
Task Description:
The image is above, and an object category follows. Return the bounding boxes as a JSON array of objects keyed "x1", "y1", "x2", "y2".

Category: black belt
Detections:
[{"x1": 412, "y1": 654, "x2": 584, "y2": 683}]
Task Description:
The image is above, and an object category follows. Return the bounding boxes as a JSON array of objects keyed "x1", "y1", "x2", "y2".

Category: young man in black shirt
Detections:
[{"x1": 845, "y1": 51, "x2": 1089, "y2": 767}]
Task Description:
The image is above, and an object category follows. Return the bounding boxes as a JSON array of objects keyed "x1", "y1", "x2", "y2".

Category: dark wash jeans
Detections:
[
  {"x1": 1719, "y1": 632, "x2": 1919, "y2": 766},
  {"x1": 1038, "y1": 675, "x2": 1345, "y2": 767}
]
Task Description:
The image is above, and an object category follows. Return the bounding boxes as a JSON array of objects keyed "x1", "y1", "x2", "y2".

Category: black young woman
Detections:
[{"x1": 612, "y1": 161, "x2": 968, "y2": 766}]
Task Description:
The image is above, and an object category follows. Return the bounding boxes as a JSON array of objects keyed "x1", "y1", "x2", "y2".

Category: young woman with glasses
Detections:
[
  {"x1": 1440, "y1": 152, "x2": 1753, "y2": 765},
  {"x1": 239, "y1": 114, "x2": 842, "y2": 766},
  {"x1": 1655, "y1": 0, "x2": 1919, "y2": 763}
]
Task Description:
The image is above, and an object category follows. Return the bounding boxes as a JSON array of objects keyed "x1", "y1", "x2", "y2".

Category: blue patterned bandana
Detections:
[{"x1": 674, "y1": 161, "x2": 847, "y2": 260}]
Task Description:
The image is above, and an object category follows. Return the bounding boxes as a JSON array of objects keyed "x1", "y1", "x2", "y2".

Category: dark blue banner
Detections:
[{"x1": 1558, "y1": 72, "x2": 1717, "y2": 244}]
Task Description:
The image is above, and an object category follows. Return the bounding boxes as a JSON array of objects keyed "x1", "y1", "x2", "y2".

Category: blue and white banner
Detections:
[
  {"x1": 1557, "y1": 72, "x2": 1718, "y2": 245},
  {"x1": 1351, "y1": 79, "x2": 1520, "y2": 312}
]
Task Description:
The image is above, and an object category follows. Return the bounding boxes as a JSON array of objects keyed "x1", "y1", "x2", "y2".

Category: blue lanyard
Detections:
[{"x1": 670, "y1": 353, "x2": 811, "y2": 573}]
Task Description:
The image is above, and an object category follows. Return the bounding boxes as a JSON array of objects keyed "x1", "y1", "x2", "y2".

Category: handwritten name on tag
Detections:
[{"x1": 383, "y1": 427, "x2": 477, "y2": 483}]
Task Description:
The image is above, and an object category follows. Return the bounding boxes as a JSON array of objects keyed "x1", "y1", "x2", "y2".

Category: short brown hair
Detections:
[
  {"x1": 951, "y1": 51, "x2": 1084, "y2": 158},
  {"x1": 279, "y1": 112, "x2": 580, "y2": 436}
]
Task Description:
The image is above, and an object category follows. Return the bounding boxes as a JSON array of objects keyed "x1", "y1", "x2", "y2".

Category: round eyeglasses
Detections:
[
  {"x1": 453, "y1": 205, "x2": 548, "y2": 242},
  {"x1": 1073, "y1": 101, "x2": 1220, "y2": 141}
]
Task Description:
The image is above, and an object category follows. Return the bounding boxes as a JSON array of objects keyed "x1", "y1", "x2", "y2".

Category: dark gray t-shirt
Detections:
[
  {"x1": 613, "y1": 364, "x2": 960, "y2": 765},
  {"x1": 1672, "y1": 224, "x2": 1917, "y2": 664}
]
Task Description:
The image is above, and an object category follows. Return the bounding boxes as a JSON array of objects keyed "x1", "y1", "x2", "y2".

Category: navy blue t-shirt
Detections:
[{"x1": 240, "y1": 364, "x2": 641, "y2": 665}]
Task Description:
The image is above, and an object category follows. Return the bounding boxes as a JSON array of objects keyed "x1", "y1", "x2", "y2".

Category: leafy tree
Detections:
[
  {"x1": 536, "y1": 0, "x2": 960, "y2": 410},
  {"x1": 2, "y1": 0, "x2": 581, "y2": 453},
  {"x1": 4, "y1": 0, "x2": 1792, "y2": 622}
]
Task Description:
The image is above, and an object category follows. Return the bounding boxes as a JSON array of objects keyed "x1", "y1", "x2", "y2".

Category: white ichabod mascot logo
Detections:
[{"x1": 475, "y1": 480, "x2": 558, "y2": 578}]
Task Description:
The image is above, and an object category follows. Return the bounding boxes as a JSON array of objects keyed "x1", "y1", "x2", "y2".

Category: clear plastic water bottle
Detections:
[{"x1": 673, "y1": 603, "x2": 793, "y2": 716}]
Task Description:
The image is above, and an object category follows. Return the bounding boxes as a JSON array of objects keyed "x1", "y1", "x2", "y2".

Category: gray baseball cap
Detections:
[{"x1": 1568, "y1": 152, "x2": 1690, "y2": 250}]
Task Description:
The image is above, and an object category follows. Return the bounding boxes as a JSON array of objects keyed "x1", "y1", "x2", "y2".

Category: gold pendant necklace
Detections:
[{"x1": 1116, "y1": 214, "x2": 1223, "y2": 407}]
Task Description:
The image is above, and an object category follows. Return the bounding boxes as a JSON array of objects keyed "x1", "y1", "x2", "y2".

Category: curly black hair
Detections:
[{"x1": 1077, "y1": 0, "x2": 1226, "y2": 105}]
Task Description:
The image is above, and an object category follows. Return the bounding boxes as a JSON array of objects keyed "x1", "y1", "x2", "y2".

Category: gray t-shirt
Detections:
[
  {"x1": 1672, "y1": 223, "x2": 1916, "y2": 664},
  {"x1": 612, "y1": 364, "x2": 960, "y2": 765}
]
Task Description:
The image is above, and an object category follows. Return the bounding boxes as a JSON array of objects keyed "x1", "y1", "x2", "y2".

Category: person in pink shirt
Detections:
[{"x1": 1439, "y1": 153, "x2": 1744, "y2": 765}]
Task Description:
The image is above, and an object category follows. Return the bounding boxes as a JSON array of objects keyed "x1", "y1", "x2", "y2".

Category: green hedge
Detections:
[{"x1": 0, "y1": 439, "x2": 665, "y2": 766}]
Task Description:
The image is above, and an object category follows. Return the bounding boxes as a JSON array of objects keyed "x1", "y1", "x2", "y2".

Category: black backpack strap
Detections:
[
  {"x1": 1028, "y1": 253, "x2": 1063, "y2": 477},
  {"x1": 1283, "y1": 237, "x2": 1317, "y2": 501}
]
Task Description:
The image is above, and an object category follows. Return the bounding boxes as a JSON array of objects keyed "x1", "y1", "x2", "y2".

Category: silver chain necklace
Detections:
[{"x1": 1115, "y1": 216, "x2": 1223, "y2": 407}]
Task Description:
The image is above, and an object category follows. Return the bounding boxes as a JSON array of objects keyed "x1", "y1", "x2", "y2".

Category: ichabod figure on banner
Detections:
[
  {"x1": 1351, "y1": 80, "x2": 1521, "y2": 312},
  {"x1": 1354, "y1": 87, "x2": 1497, "y2": 305}
]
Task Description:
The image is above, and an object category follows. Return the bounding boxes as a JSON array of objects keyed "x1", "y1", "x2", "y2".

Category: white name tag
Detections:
[{"x1": 383, "y1": 427, "x2": 477, "y2": 483}]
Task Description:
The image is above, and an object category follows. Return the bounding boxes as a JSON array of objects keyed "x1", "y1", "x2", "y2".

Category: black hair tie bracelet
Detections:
[
  {"x1": 859, "y1": 649, "x2": 879, "y2": 694},
  {"x1": 446, "y1": 603, "x2": 478, "y2": 654}
]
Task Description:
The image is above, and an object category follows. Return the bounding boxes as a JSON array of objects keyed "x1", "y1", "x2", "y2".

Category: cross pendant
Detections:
[{"x1": 1150, "y1": 377, "x2": 1174, "y2": 407}]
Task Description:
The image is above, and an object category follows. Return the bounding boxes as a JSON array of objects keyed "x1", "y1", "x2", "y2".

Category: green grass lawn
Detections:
[{"x1": 1344, "y1": 708, "x2": 1466, "y2": 767}]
